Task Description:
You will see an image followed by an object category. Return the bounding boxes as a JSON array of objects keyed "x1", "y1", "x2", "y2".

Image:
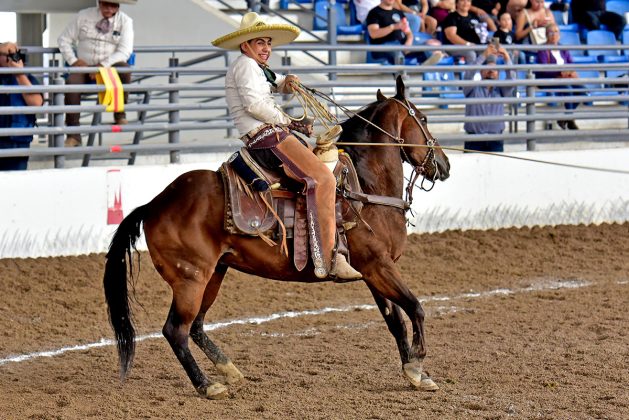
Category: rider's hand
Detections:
[
  {"x1": 72, "y1": 59, "x2": 88, "y2": 67},
  {"x1": 282, "y1": 74, "x2": 300, "y2": 94},
  {"x1": 288, "y1": 117, "x2": 314, "y2": 137}
]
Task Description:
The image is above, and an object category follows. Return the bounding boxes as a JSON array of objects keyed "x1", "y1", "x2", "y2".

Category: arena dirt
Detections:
[{"x1": 0, "y1": 223, "x2": 628, "y2": 419}]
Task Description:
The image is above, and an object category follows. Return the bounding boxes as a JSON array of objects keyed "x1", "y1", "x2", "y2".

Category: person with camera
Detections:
[
  {"x1": 462, "y1": 42, "x2": 515, "y2": 152},
  {"x1": 58, "y1": 0, "x2": 135, "y2": 147},
  {"x1": 0, "y1": 42, "x2": 44, "y2": 171}
]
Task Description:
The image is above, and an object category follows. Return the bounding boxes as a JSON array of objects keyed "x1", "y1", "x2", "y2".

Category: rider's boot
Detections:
[{"x1": 334, "y1": 253, "x2": 362, "y2": 282}]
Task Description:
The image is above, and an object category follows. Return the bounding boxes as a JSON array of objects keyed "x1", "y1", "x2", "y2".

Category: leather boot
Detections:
[{"x1": 334, "y1": 254, "x2": 362, "y2": 282}]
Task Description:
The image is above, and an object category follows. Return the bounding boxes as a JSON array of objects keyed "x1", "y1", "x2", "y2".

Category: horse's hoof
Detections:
[
  {"x1": 204, "y1": 382, "x2": 229, "y2": 400},
  {"x1": 403, "y1": 362, "x2": 439, "y2": 392},
  {"x1": 216, "y1": 360, "x2": 245, "y2": 385}
]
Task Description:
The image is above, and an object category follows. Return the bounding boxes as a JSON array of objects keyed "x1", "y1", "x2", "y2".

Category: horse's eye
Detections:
[{"x1": 420, "y1": 116, "x2": 427, "y2": 124}]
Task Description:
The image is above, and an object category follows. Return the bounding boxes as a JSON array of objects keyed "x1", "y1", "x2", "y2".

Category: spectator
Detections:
[
  {"x1": 367, "y1": 0, "x2": 444, "y2": 65},
  {"x1": 514, "y1": 0, "x2": 554, "y2": 44},
  {"x1": 0, "y1": 42, "x2": 44, "y2": 171},
  {"x1": 247, "y1": 0, "x2": 270, "y2": 13},
  {"x1": 443, "y1": 0, "x2": 497, "y2": 63},
  {"x1": 535, "y1": 24, "x2": 584, "y2": 130},
  {"x1": 394, "y1": 0, "x2": 423, "y2": 35},
  {"x1": 58, "y1": 0, "x2": 135, "y2": 147},
  {"x1": 494, "y1": 11, "x2": 522, "y2": 62},
  {"x1": 399, "y1": 0, "x2": 438, "y2": 34},
  {"x1": 495, "y1": 11, "x2": 514, "y2": 45},
  {"x1": 571, "y1": 0, "x2": 626, "y2": 40},
  {"x1": 354, "y1": 0, "x2": 382, "y2": 23},
  {"x1": 428, "y1": 0, "x2": 455, "y2": 27},
  {"x1": 463, "y1": 43, "x2": 515, "y2": 152},
  {"x1": 471, "y1": 0, "x2": 502, "y2": 22},
  {"x1": 505, "y1": 0, "x2": 526, "y2": 22}
]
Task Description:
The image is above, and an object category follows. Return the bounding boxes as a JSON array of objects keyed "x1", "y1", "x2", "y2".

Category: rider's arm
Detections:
[{"x1": 232, "y1": 58, "x2": 291, "y2": 125}]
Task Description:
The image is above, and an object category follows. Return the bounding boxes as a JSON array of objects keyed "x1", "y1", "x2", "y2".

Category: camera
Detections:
[
  {"x1": 7, "y1": 49, "x2": 26, "y2": 63},
  {"x1": 491, "y1": 37, "x2": 500, "y2": 48}
]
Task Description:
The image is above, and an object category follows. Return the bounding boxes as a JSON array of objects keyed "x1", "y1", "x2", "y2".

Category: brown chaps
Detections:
[
  {"x1": 244, "y1": 127, "x2": 336, "y2": 277},
  {"x1": 64, "y1": 61, "x2": 131, "y2": 126}
]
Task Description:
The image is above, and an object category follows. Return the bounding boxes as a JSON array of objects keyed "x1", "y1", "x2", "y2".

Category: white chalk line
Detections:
[{"x1": 0, "y1": 278, "x2": 606, "y2": 366}]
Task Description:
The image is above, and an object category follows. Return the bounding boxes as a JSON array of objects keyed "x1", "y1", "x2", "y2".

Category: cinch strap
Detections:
[{"x1": 96, "y1": 67, "x2": 125, "y2": 113}]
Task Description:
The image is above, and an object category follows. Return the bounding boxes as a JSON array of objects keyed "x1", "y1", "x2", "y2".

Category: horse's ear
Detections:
[
  {"x1": 376, "y1": 89, "x2": 387, "y2": 102},
  {"x1": 395, "y1": 75, "x2": 406, "y2": 98}
]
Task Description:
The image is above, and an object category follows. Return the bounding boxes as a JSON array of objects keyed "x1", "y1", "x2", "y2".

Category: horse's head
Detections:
[{"x1": 377, "y1": 76, "x2": 450, "y2": 182}]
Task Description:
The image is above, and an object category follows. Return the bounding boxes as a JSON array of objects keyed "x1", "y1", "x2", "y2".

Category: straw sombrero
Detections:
[{"x1": 212, "y1": 12, "x2": 300, "y2": 50}]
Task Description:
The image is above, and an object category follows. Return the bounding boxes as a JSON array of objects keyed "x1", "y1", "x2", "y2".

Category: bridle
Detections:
[
  {"x1": 297, "y1": 84, "x2": 441, "y2": 209},
  {"x1": 390, "y1": 98, "x2": 439, "y2": 198}
]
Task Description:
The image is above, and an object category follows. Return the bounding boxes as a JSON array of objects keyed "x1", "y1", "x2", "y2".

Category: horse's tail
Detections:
[{"x1": 103, "y1": 204, "x2": 147, "y2": 381}]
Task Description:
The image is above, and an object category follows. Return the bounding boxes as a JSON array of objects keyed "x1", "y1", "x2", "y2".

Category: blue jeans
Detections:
[
  {"x1": 0, "y1": 140, "x2": 29, "y2": 171},
  {"x1": 464, "y1": 139, "x2": 504, "y2": 152}
]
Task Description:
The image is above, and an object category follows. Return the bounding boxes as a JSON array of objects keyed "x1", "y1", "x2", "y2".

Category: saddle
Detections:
[{"x1": 219, "y1": 147, "x2": 363, "y2": 272}]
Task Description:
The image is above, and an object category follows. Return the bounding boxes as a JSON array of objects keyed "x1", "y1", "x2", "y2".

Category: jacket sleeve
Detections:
[
  {"x1": 58, "y1": 17, "x2": 80, "y2": 65},
  {"x1": 233, "y1": 60, "x2": 291, "y2": 125},
  {"x1": 463, "y1": 55, "x2": 484, "y2": 96}
]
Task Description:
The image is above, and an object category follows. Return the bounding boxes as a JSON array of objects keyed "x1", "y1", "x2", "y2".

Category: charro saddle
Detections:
[{"x1": 219, "y1": 147, "x2": 363, "y2": 272}]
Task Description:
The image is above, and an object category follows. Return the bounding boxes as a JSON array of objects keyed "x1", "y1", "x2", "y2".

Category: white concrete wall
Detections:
[{"x1": 1, "y1": 148, "x2": 628, "y2": 259}]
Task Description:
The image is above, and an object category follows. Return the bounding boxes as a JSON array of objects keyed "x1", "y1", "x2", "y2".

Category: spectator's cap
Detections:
[
  {"x1": 212, "y1": 12, "x2": 300, "y2": 50},
  {"x1": 485, "y1": 54, "x2": 497, "y2": 64}
]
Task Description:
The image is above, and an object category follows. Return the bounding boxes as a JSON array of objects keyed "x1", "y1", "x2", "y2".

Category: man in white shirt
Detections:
[
  {"x1": 58, "y1": 0, "x2": 135, "y2": 146},
  {"x1": 354, "y1": 0, "x2": 382, "y2": 23},
  {"x1": 212, "y1": 13, "x2": 361, "y2": 281}
]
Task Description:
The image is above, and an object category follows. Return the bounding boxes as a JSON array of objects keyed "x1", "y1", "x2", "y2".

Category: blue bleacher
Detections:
[
  {"x1": 280, "y1": 0, "x2": 313, "y2": 9},
  {"x1": 576, "y1": 69, "x2": 620, "y2": 102},
  {"x1": 606, "y1": 1, "x2": 629, "y2": 18},
  {"x1": 423, "y1": 71, "x2": 463, "y2": 109},
  {"x1": 586, "y1": 30, "x2": 620, "y2": 60},
  {"x1": 559, "y1": 30, "x2": 585, "y2": 57},
  {"x1": 313, "y1": 1, "x2": 363, "y2": 35}
]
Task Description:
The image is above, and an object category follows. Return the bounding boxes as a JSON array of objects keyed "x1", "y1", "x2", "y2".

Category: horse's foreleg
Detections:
[
  {"x1": 363, "y1": 256, "x2": 438, "y2": 391},
  {"x1": 162, "y1": 271, "x2": 229, "y2": 400},
  {"x1": 190, "y1": 264, "x2": 244, "y2": 385},
  {"x1": 367, "y1": 286, "x2": 411, "y2": 363}
]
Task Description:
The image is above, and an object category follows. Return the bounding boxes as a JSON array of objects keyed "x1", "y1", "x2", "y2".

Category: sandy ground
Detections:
[{"x1": 0, "y1": 223, "x2": 628, "y2": 419}]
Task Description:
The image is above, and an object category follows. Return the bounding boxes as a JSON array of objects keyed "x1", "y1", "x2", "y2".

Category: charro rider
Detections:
[{"x1": 212, "y1": 13, "x2": 361, "y2": 281}]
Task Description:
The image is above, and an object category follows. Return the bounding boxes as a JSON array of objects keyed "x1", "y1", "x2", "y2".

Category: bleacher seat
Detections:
[
  {"x1": 586, "y1": 30, "x2": 620, "y2": 60},
  {"x1": 606, "y1": 1, "x2": 629, "y2": 18},
  {"x1": 423, "y1": 71, "x2": 464, "y2": 109},
  {"x1": 576, "y1": 69, "x2": 620, "y2": 102},
  {"x1": 623, "y1": 27, "x2": 629, "y2": 47},
  {"x1": 558, "y1": 23, "x2": 579, "y2": 32},
  {"x1": 364, "y1": 33, "x2": 417, "y2": 65},
  {"x1": 552, "y1": 9, "x2": 566, "y2": 25},
  {"x1": 280, "y1": 0, "x2": 312, "y2": 9},
  {"x1": 313, "y1": 1, "x2": 363, "y2": 35},
  {"x1": 559, "y1": 30, "x2": 585, "y2": 56}
]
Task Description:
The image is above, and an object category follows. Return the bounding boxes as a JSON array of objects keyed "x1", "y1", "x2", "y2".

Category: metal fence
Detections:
[{"x1": 1, "y1": 43, "x2": 628, "y2": 168}]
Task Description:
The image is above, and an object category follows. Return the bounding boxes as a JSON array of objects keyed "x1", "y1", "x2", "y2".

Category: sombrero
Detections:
[{"x1": 212, "y1": 12, "x2": 300, "y2": 50}]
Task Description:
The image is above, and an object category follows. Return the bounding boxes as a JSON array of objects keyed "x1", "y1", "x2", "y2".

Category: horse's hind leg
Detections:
[
  {"x1": 161, "y1": 265, "x2": 229, "y2": 399},
  {"x1": 190, "y1": 263, "x2": 244, "y2": 385}
]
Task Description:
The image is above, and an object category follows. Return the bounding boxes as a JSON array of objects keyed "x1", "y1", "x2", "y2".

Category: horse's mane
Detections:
[{"x1": 338, "y1": 99, "x2": 391, "y2": 142}]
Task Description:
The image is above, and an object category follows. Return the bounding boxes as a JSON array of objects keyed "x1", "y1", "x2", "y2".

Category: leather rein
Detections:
[{"x1": 336, "y1": 97, "x2": 439, "y2": 212}]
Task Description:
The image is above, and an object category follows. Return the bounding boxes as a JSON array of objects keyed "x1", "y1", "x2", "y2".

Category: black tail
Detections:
[{"x1": 103, "y1": 204, "x2": 147, "y2": 381}]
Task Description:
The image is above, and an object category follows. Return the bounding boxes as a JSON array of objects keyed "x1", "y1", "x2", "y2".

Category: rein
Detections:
[{"x1": 299, "y1": 84, "x2": 439, "y2": 208}]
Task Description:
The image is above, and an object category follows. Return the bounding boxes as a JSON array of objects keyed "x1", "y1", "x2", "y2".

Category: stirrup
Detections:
[{"x1": 332, "y1": 254, "x2": 362, "y2": 283}]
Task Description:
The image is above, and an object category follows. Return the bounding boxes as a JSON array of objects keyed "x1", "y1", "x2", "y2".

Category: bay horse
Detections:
[{"x1": 103, "y1": 76, "x2": 450, "y2": 399}]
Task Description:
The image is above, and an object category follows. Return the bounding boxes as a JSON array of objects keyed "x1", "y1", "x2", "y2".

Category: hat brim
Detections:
[
  {"x1": 106, "y1": 0, "x2": 137, "y2": 4},
  {"x1": 212, "y1": 24, "x2": 300, "y2": 50}
]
